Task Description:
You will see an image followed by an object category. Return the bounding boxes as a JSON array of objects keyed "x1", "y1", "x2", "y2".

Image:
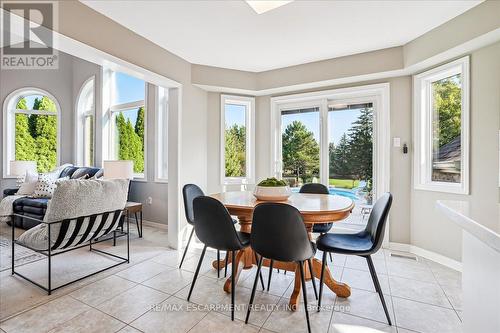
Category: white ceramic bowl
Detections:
[{"x1": 253, "y1": 185, "x2": 292, "y2": 201}]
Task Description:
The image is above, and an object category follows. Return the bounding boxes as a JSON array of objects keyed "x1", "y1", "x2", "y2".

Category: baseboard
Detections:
[
  {"x1": 141, "y1": 219, "x2": 168, "y2": 231},
  {"x1": 388, "y1": 242, "x2": 462, "y2": 272}
]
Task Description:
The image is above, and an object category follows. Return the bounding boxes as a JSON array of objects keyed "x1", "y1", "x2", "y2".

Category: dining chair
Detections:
[
  {"x1": 299, "y1": 183, "x2": 334, "y2": 258},
  {"x1": 271, "y1": 183, "x2": 334, "y2": 281},
  {"x1": 316, "y1": 192, "x2": 393, "y2": 325},
  {"x1": 188, "y1": 196, "x2": 263, "y2": 321},
  {"x1": 246, "y1": 202, "x2": 317, "y2": 333},
  {"x1": 181, "y1": 184, "x2": 225, "y2": 278}
]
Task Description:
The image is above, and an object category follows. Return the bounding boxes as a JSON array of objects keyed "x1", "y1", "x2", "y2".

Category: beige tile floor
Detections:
[{"x1": 0, "y1": 222, "x2": 463, "y2": 333}]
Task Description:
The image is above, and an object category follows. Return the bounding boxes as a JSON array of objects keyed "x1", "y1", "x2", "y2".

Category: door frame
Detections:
[{"x1": 270, "y1": 83, "x2": 391, "y2": 245}]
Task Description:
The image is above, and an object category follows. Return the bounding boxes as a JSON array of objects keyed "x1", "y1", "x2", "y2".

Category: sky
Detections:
[
  {"x1": 113, "y1": 72, "x2": 146, "y2": 125},
  {"x1": 226, "y1": 104, "x2": 365, "y2": 145}
]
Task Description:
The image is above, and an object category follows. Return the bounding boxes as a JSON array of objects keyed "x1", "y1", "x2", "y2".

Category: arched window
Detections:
[
  {"x1": 3, "y1": 88, "x2": 60, "y2": 176},
  {"x1": 76, "y1": 76, "x2": 95, "y2": 166}
]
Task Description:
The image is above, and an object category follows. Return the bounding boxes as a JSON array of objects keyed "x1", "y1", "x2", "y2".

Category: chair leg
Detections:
[
  {"x1": 231, "y1": 250, "x2": 236, "y2": 321},
  {"x1": 307, "y1": 258, "x2": 318, "y2": 300},
  {"x1": 224, "y1": 252, "x2": 229, "y2": 278},
  {"x1": 366, "y1": 255, "x2": 392, "y2": 325},
  {"x1": 217, "y1": 250, "x2": 220, "y2": 278},
  {"x1": 11, "y1": 219, "x2": 15, "y2": 275},
  {"x1": 329, "y1": 252, "x2": 333, "y2": 262},
  {"x1": 245, "y1": 255, "x2": 263, "y2": 324},
  {"x1": 299, "y1": 261, "x2": 311, "y2": 333},
  {"x1": 254, "y1": 252, "x2": 265, "y2": 290},
  {"x1": 179, "y1": 228, "x2": 194, "y2": 269},
  {"x1": 187, "y1": 245, "x2": 207, "y2": 301},
  {"x1": 318, "y1": 251, "x2": 327, "y2": 312},
  {"x1": 267, "y1": 259, "x2": 274, "y2": 291}
]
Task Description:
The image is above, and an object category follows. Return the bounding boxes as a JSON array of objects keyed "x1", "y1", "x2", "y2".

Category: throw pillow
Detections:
[
  {"x1": 17, "y1": 170, "x2": 39, "y2": 195},
  {"x1": 32, "y1": 175, "x2": 69, "y2": 198}
]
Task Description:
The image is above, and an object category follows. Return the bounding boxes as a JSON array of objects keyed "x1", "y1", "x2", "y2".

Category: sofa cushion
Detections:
[
  {"x1": 14, "y1": 197, "x2": 49, "y2": 209},
  {"x1": 60, "y1": 166, "x2": 102, "y2": 179}
]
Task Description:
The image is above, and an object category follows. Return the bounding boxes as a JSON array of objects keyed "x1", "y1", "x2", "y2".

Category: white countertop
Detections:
[{"x1": 437, "y1": 200, "x2": 500, "y2": 253}]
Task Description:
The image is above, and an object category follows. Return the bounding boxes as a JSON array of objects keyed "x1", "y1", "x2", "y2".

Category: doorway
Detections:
[{"x1": 270, "y1": 84, "x2": 390, "y2": 236}]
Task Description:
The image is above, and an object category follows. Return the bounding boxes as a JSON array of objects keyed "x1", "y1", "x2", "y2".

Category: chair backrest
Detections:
[
  {"x1": 251, "y1": 202, "x2": 314, "y2": 262},
  {"x1": 192, "y1": 196, "x2": 244, "y2": 251},
  {"x1": 299, "y1": 183, "x2": 329, "y2": 195},
  {"x1": 182, "y1": 184, "x2": 204, "y2": 225},
  {"x1": 364, "y1": 192, "x2": 392, "y2": 252}
]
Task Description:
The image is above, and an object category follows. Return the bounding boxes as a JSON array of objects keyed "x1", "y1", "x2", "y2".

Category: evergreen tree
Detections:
[
  {"x1": 32, "y1": 96, "x2": 57, "y2": 172},
  {"x1": 135, "y1": 107, "x2": 145, "y2": 148},
  {"x1": 116, "y1": 113, "x2": 144, "y2": 173},
  {"x1": 282, "y1": 121, "x2": 320, "y2": 183},
  {"x1": 348, "y1": 108, "x2": 373, "y2": 182},
  {"x1": 14, "y1": 99, "x2": 36, "y2": 162},
  {"x1": 330, "y1": 133, "x2": 352, "y2": 178},
  {"x1": 225, "y1": 124, "x2": 246, "y2": 177}
]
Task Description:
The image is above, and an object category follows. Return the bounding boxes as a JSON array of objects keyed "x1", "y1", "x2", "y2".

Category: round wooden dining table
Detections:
[{"x1": 210, "y1": 190, "x2": 355, "y2": 310}]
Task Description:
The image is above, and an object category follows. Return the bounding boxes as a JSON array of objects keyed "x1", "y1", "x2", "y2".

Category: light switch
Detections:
[{"x1": 393, "y1": 137, "x2": 401, "y2": 147}]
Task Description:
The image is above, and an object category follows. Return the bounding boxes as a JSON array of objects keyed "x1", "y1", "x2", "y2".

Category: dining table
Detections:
[{"x1": 210, "y1": 190, "x2": 355, "y2": 311}]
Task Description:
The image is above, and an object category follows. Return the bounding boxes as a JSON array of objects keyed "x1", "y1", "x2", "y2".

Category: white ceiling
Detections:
[{"x1": 81, "y1": 0, "x2": 481, "y2": 72}]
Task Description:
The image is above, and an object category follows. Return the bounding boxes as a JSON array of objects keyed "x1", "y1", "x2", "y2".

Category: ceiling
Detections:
[{"x1": 81, "y1": 0, "x2": 481, "y2": 72}]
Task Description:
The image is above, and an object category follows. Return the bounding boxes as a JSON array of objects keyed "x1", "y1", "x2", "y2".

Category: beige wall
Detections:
[{"x1": 411, "y1": 42, "x2": 500, "y2": 261}]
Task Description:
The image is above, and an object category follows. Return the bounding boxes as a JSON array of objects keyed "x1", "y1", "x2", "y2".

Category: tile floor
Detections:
[{"x1": 0, "y1": 223, "x2": 463, "y2": 333}]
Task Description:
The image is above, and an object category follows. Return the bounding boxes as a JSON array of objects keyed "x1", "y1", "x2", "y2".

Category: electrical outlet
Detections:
[{"x1": 147, "y1": 197, "x2": 153, "y2": 205}]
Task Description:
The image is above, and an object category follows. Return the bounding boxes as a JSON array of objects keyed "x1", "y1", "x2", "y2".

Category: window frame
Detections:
[
  {"x1": 155, "y1": 86, "x2": 169, "y2": 183},
  {"x1": 75, "y1": 76, "x2": 96, "y2": 167},
  {"x1": 2, "y1": 87, "x2": 61, "y2": 178},
  {"x1": 220, "y1": 94, "x2": 255, "y2": 185},
  {"x1": 104, "y1": 69, "x2": 147, "y2": 180},
  {"x1": 413, "y1": 56, "x2": 470, "y2": 194}
]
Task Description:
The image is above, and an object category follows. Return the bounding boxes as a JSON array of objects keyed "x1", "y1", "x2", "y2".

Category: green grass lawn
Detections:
[{"x1": 329, "y1": 178, "x2": 360, "y2": 189}]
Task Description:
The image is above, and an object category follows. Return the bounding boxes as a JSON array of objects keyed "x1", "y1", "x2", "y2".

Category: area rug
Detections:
[{"x1": 0, "y1": 235, "x2": 45, "y2": 272}]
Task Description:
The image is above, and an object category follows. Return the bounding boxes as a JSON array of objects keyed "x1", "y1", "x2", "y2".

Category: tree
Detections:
[
  {"x1": 348, "y1": 108, "x2": 373, "y2": 182},
  {"x1": 14, "y1": 96, "x2": 58, "y2": 172},
  {"x1": 330, "y1": 133, "x2": 352, "y2": 178},
  {"x1": 116, "y1": 112, "x2": 144, "y2": 173},
  {"x1": 31, "y1": 97, "x2": 57, "y2": 172},
  {"x1": 225, "y1": 124, "x2": 246, "y2": 177},
  {"x1": 14, "y1": 98, "x2": 36, "y2": 162},
  {"x1": 135, "y1": 107, "x2": 145, "y2": 147},
  {"x1": 433, "y1": 76, "x2": 461, "y2": 147},
  {"x1": 282, "y1": 121, "x2": 320, "y2": 183}
]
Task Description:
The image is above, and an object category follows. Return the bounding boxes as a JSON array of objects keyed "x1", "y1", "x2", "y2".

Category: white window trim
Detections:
[
  {"x1": 75, "y1": 76, "x2": 96, "y2": 166},
  {"x1": 413, "y1": 56, "x2": 470, "y2": 195},
  {"x1": 2, "y1": 87, "x2": 61, "y2": 178},
  {"x1": 270, "y1": 83, "x2": 391, "y2": 245},
  {"x1": 104, "y1": 69, "x2": 148, "y2": 180},
  {"x1": 220, "y1": 94, "x2": 255, "y2": 185},
  {"x1": 155, "y1": 86, "x2": 169, "y2": 183}
]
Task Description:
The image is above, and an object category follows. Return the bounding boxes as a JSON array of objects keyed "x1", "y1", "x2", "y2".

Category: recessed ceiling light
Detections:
[{"x1": 246, "y1": 1, "x2": 293, "y2": 14}]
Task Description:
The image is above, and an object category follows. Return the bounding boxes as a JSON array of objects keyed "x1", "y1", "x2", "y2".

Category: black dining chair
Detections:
[
  {"x1": 271, "y1": 183, "x2": 333, "y2": 282},
  {"x1": 187, "y1": 196, "x2": 263, "y2": 321},
  {"x1": 316, "y1": 192, "x2": 393, "y2": 325},
  {"x1": 300, "y1": 183, "x2": 334, "y2": 258},
  {"x1": 246, "y1": 202, "x2": 317, "y2": 333},
  {"x1": 181, "y1": 184, "x2": 225, "y2": 278}
]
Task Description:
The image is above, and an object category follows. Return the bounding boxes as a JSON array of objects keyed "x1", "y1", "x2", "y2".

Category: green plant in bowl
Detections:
[{"x1": 257, "y1": 177, "x2": 288, "y2": 187}]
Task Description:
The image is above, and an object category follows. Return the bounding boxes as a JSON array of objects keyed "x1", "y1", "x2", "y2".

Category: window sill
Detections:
[{"x1": 414, "y1": 182, "x2": 469, "y2": 195}]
